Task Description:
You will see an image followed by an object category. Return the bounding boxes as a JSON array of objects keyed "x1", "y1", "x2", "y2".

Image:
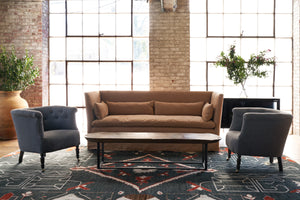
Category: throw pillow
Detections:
[
  {"x1": 154, "y1": 101, "x2": 204, "y2": 116},
  {"x1": 106, "y1": 101, "x2": 154, "y2": 115},
  {"x1": 202, "y1": 103, "x2": 214, "y2": 121},
  {"x1": 94, "y1": 102, "x2": 109, "y2": 119}
]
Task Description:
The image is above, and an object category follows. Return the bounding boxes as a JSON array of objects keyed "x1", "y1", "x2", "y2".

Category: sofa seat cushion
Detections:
[{"x1": 92, "y1": 115, "x2": 215, "y2": 128}]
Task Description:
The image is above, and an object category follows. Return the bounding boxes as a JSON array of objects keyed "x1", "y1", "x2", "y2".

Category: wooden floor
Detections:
[{"x1": 1, "y1": 135, "x2": 300, "y2": 164}]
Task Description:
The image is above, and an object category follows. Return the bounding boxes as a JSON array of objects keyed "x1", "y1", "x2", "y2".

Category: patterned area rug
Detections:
[{"x1": 0, "y1": 147, "x2": 300, "y2": 200}]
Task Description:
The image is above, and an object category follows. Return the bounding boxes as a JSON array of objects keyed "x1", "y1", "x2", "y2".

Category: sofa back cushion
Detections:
[
  {"x1": 155, "y1": 101, "x2": 204, "y2": 116},
  {"x1": 100, "y1": 91, "x2": 212, "y2": 103},
  {"x1": 202, "y1": 103, "x2": 214, "y2": 121},
  {"x1": 106, "y1": 101, "x2": 154, "y2": 115},
  {"x1": 94, "y1": 102, "x2": 109, "y2": 119}
]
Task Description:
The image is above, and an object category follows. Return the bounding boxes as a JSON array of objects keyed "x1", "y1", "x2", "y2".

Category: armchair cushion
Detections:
[{"x1": 202, "y1": 103, "x2": 214, "y2": 121}]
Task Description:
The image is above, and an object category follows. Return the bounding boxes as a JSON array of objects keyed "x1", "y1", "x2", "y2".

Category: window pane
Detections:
[
  {"x1": 100, "y1": 62, "x2": 115, "y2": 84},
  {"x1": 208, "y1": 14, "x2": 223, "y2": 36},
  {"x1": 190, "y1": 38, "x2": 206, "y2": 61},
  {"x1": 241, "y1": 0, "x2": 257, "y2": 13},
  {"x1": 50, "y1": 0, "x2": 65, "y2": 13},
  {"x1": 207, "y1": 38, "x2": 223, "y2": 61},
  {"x1": 133, "y1": 38, "x2": 149, "y2": 60},
  {"x1": 133, "y1": 0, "x2": 149, "y2": 13},
  {"x1": 258, "y1": 0, "x2": 274, "y2": 13},
  {"x1": 190, "y1": 0, "x2": 206, "y2": 13},
  {"x1": 207, "y1": 0, "x2": 223, "y2": 13},
  {"x1": 257, "y1": 65, "x2": 274, "y2": 86},
  {"x1": 224, "y1": 14, "x2": 240, "y2": 36},
  {"x1": 100, "y1": 14, "x2": 115, "y2": 35},
  {"x1": 190, "y1": 14, "x2": 206, "y2": 37},
  {"x1": 83, "y1": 62, "x2": 100, "y2": 84},
  {"x1": 83, "y1": 14, "x2": 98, "y2": 35},
  {"x1": 224, "y1": 0, "x2": 240, "y2": 13},
  {"x1": 275, "y1": 87, "x2": 292, "y2": 110},
  {"x1": 67, "y1": 38, "x2": 83, "y2": 60},
  {"x1": 67, "y1": 14, "x2": 83, "y2": 35},
  {"x1": 67, "y1": 0, "x2": 82, "y2": 13},
  {"x1": 49, "y1": 62, "x2": 66, "y2": 84},
  {"x1": 116, "y1": 38, "x2": 132, "y2": 60},
  {"x1": 116, "y1": 14, "x2": 131, "y2": 35},
  {"x1": 49, "y1": 38, "x2": 65, "y2": 60},
  {"x1": 100, "y1": 0, "x2": 116, "y2": 13},
  {"x1": 276, "y1": 0, "x2": 292, "y2": 14},
  {"x1": 190, "y1": 62, "x2": 206, "y2": 85},
  {"x1": 258, "y1": 14, "x2": 273, "y2": 36},
  {"x1": 275, "y1": 39, "x2": 292, "y2": 62},
  {"x1": 133, "y1": 62, "x2": 149, "y2": 85},
  {"x1": 208, "y1": 63, "x2": 224, "y2": 86},
  {"x1": 100, "y1": 38, "x2": 116, "y2": 60},
  {"x1": 275, "y1": 63, "x2": 292, "y2": 86},
  {"x1": 50, "y1": 14, "x2": 65, "y2": 36},
  {"x1": 68, "y1": 85, "x2": 84, "y2": 106},
  {"x1": 116, "y1": 0, "x2": 131, "y2": 13},
  {"x1": 83, "y1": 38, "x2": 99, "y2": 60},
  {"x1": 50, "y1": 85, "x2": 66, "y2": 106},
  {"x1": 133, "y1": 14, "x2": 149, "y2": 36},
  {"x1": 116, "y1": 62, "x2": 131, "y2": 85},
  {"x1": 241, "y1": 14, "x2": 257, "y2": 36},
  {"x1": 276, "y1": 14, "x2": 292, "y2": 37},
  {"x1": 257, "y1": 38, "x2": 274, "y2": 55},
  {"x1": 68, "y1": 62, "x2": 83, "y2": 84},
  {"x1": 83, "y1": 0, "x2": 98, "y2": 13},
  {"x1": 241, "y1": 38, "x2": 257, "y2": 59}
]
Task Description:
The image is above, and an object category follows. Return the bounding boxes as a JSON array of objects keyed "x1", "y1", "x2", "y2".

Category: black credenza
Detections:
[{"x1": 221, "y1": 98, "x2": 280, "y2": 128}]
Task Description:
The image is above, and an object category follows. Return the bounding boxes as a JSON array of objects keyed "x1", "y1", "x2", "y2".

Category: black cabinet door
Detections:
[{"x1": 221, "y1": 98, "x2": 280, "y2": 128}]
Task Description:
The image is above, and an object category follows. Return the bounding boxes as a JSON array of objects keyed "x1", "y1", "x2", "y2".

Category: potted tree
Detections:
[
  {"x1": 215, "y1": 44, "x2": 275, "y2": 97},
  {"x1": 0, "y1": 46, "x2": 39, "y2": 139}
]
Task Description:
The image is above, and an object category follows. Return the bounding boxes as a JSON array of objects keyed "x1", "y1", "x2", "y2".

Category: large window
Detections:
[
  {"x1": 49, "y1": 0, "x2": 149, "y2": 133},
  {"x1": 190, "y1": 0, "x2": 293, "y2": 113}
]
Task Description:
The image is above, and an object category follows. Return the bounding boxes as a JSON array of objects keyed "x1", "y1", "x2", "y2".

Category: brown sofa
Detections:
[{"x1": 85, "y1": 91, "x2": 223, "y2": 151}]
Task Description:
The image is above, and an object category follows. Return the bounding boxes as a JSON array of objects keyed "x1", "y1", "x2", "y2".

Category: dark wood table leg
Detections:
[
  {"x1": 97, "y1": 142, "x2": 100, "y2": 169},
  {"x1": 101, "y1": 142, "x2": 104, "y2": 163},
  {"x1": 204, "y1": 143, "x2": 208, "y2": 170}
]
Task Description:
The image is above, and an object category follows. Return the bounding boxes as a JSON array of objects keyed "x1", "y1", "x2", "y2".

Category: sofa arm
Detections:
[
  {"x1": 85, "y1": 91, "x2": 101, "y2": 133},
  {"x1": 210, "y1": 92, "x2": 224, "y2": 134}
]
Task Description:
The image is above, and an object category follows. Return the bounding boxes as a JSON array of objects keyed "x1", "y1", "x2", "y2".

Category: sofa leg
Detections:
[
  {"x1": 40, "y1": 153, "x2": 46, "y2": 171},
  {"x1": 278, "y1": 157, "x2": 283, "y2": 172},
  {"x1": 270, "y1": 157, "x2": 274, "y2": 164},
  {"x1": 19, "y1": 151, "x2": 24, "y2": 163},
  {"x1": 76, "y1": 145, "x2": 80, "y2": 162},
  {"x1": 236, "y1": 154, "x2": 241, "y2": 173},
  {"x1": 227, "y1": 149, "x2": 231, "y2": 161}
]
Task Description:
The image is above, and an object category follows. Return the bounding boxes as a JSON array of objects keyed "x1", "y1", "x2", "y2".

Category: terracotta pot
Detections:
[{"x1": 0, "y1": 91, "x2": 28, "y2": 140}]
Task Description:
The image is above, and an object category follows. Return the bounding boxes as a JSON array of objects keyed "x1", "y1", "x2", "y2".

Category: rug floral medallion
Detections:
[{"x1": 0, "y1": 147, "x2": 300, "y2": 200}]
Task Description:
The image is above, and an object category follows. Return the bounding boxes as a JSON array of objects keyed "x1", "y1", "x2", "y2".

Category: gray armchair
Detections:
[
  {"x1": 11, "y1": 106, "x2": 80, "y2": 171},
  {"x1": 226, "y1": 107, "x2": 293, "y2": 172}
]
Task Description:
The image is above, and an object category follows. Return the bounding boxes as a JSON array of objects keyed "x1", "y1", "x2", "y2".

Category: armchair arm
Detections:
[
  {"x1": 11, "y1": 109, "x2": 44, "y2": 153},
  {"x1": 238, "y1": 111, "x2": 293, "y2": 156}
]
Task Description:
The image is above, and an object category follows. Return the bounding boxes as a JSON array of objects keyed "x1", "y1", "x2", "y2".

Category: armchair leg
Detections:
[
  {"x1": 40, "y1": 153, "x2": 46, "y2": 171},
  {"x1": 19, "y1": 151, "x2": 24, "y2": 163},
  {"x1": 76, "y1": 145, "x2": 80, "y2": 162},
  {"x1": 278, "y1": 157, "x2": 283, "y2": 172},
  {"x1": 236, "y1": 154, "x2": 241, "y2": 173},
  {"x1": 270, "y1": 157, "x2": 274, "y2": 164},
  {"x1": 227, "y1": 149, "x2": 231, "y2": 161}
]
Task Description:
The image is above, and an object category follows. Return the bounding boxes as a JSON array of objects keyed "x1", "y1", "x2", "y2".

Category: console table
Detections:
[{"x1": 221, "y1": 98, "x2": 280, "y2": 128}]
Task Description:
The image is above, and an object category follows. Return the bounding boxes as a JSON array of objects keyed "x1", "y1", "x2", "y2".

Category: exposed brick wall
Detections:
[
  {"x1": 293, "y1": 0, "x2": 300, "y2": 135},
  {"x1": 149, "y1": 0, "x2": 190, "y2": 91},
  {"x1": 0, "y1": 0, "x2": 48, "y2": 107}
]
